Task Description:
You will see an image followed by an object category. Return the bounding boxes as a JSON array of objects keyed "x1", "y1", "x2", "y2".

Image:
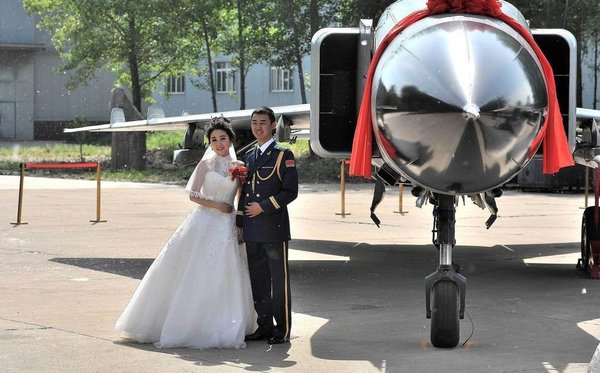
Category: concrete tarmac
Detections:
[{"x1": 0, "y1": 175, "x2": 599, "y2": 372}]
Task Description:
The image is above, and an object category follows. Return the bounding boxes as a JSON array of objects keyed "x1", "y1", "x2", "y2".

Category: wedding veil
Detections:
[{"x1": 184, "y1": 144, "x2": 237, "y2": 196}]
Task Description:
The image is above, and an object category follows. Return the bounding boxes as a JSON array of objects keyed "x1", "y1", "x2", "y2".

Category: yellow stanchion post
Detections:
[
  {"x1": 336, "y1": 160, "x2": 351, "y2": 217},
  {"x1": 11, "y1": 163, "x2": 28, "y2": 225},
  {"x1": 90, "y1": 162, "x2": 107, "y2": 223},
  {"x1": 393, "y1": 183, "x2": 409, "y2": 214}
]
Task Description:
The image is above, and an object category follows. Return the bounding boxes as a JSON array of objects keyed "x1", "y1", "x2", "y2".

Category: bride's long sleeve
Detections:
[{"x1": 185, "y1": 160, "x2": 209, "y2": 199}]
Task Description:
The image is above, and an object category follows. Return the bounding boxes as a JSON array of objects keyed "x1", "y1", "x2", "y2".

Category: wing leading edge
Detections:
[{"x1": 64, "y1": 104, "x2": 311, "y2": 134}]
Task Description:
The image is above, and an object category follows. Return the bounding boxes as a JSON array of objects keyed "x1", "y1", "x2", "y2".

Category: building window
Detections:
[
  {"x1": 216, "y1": 62, "x2": 236, "y2": 93},
  {"x1": 270, "y1": 67, "x2": 294, "y2": 92},
  {"x1": 166, "y1": 75, "x2": 185, "y2": 94}
]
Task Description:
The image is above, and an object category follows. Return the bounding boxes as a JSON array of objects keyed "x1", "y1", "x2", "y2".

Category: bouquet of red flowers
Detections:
[{"x1": 229, "y1": 164, "x2": 248, "y2": 184}]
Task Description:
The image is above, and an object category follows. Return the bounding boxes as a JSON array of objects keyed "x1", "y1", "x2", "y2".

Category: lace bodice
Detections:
[
  {"x1": 185, "y1": 154, "x2": 238, "y2": 204},
  {"x1": 200, "y1": 172, "x2": 238, "y2": 204}
]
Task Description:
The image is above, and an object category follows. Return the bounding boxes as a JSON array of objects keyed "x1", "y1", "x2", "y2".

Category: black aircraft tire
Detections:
[
  {"x1": 430, "y1": 280, "x2": 460, "y2": 348},
  {"x1": 582, "y1": 207, "x2": 598, "y2": 273}
]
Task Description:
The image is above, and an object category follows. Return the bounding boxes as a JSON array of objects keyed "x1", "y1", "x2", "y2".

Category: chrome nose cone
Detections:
[{"x1": 372, "y1": 15, "x2": 548, "y2": 194}]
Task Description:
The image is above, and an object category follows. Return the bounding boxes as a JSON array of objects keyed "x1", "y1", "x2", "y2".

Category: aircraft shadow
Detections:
[
  {"x1": 50, "y1": 239, "x2": 597, "y2": 371},
  {"x1": 50, "y1": 257, "x2": 152, "y2": 280}
]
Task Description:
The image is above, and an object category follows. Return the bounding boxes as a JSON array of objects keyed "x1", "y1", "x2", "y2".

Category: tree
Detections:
[
  {"x1": 270, "y1": 1, "x2": 310, "y2": 104},
  {"x1": 334, "y1": 0, "x2": 397, "y2": 26},
  {"x1": 218, "y1": 0, "x2": 274, "y2": 110},
  {"x1": 269, "y1": 0, "x2": 338, "y2": 104},
  {"x1": 178, "y1": 0, "x2": 227, "y2": 113},
  {"x1": 510, "y1": 0, "x2": 599, "y2": 107},
  {"x1": 581, "y1": 2, "x2": 600, "y2": 109},
  {"x1": 590, "y1": 29, "x2": 600, "y2": 109},
  {"x1": 24, "y1": 0, "x2": 199, "y2": 170}
]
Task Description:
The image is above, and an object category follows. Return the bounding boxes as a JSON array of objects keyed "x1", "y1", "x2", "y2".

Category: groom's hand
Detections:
[
  {"x1": 245, "y1": 202, "x2": 263, "y2": 217},
  {"x1": 237, "y1": 227, "x2": 244, "y2": 244}
]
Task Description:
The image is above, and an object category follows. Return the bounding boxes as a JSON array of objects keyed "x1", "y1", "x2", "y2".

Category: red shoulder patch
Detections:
[{"x1": 285, "y1": 159, "x2": 296, "y2": 168}]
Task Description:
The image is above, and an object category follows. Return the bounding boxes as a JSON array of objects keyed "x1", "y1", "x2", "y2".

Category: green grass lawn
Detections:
[{"x1": 0, "y1": 132, "x2": 347, "y2": 184}]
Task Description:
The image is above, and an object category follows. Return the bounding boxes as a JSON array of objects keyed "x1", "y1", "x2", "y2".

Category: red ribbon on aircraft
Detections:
[{"x1": 349, "y1": 0, "x2": 574, "y2": 179}]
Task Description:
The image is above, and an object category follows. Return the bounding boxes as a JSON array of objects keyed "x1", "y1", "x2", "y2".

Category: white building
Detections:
[
  {"x1": 153, "y1": 61, "x2": 310, "y2": 118},
  {"x1": 1, "y1": 0, "x2": 116, "y2": 140}
]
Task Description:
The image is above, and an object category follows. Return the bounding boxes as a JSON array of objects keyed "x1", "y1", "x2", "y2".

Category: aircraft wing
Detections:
[
  {"x1": 64, "y1": 103, "x2": 311, "y2": 133},
  {"x1": 573, "y1": 107, "x2": 600, "y2": 168},
  {"x1": 577, "y1": 107, "x2": 600, "y2": 120}
]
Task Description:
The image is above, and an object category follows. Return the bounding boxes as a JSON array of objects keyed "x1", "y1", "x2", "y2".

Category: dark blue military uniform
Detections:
[{"x1": 236, "y1": 141, "x2": 298, "y2": 341}]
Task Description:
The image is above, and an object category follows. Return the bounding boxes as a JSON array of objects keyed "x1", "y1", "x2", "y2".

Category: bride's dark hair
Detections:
[{"x1": 206, "y1": 115, "x2": 235, "y2": 140}]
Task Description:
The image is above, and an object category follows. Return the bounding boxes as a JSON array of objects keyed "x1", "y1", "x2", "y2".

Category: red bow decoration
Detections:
[
  {"x1": 229, "y1": 165, "x2": 248, "y2": 184},
  {"x1": 349, "y1": 0, "x2": 574, "y2": 179}
]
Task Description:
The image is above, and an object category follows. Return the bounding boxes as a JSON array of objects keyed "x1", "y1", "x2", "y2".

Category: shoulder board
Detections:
[{"x1": 274, "y1": 144, "x2": 287, "y2": 151}]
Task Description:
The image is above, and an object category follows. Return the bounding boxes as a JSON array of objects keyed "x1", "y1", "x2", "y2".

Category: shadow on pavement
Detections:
[{"x1": 50, "y1": 239, "x2": 596, "y2": 372}]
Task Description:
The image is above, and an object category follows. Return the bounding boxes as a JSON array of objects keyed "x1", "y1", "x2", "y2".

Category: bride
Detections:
[{"x1": 115, "y1": 116, "x2": 257, "y2": 349}]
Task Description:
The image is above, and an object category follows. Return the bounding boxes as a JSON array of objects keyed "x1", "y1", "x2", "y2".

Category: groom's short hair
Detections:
[{"x1": 251, "y1": 106, "x2": 276, "y2": 124}]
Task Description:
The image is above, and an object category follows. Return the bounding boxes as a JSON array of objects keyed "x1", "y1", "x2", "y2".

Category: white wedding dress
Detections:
[{"x1": 115, "y1": 153, "x2": 257, "y2": 349}]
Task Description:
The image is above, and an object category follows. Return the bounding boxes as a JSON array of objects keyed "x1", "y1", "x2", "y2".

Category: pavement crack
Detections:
[
  {"x1": 1, "y1": 317, "x2": 113, "y2": 342},
  {"x1": 5, "y1": 326, "x2": 53, "y2": 331}
]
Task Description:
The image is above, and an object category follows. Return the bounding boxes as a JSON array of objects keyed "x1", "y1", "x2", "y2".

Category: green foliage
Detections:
[
  {"x1": 280, "y1": 139, "x2": 311, "y2": 157},
  {"x1": 0, "y1": 143, "x2": 111, "y2": 161},
  {"x1": 272, "y1": 140, "x2": 354, "y2": 183},
  {"x1": 509, "y1": 0, "x2": 599, "y2": 33},
  {"x1": 0, "y1": 138, "x2": 342, "y2": 183},
  {"x1": 23, "y1": 0, "x2": 207, "y2": 169},
  {"x1": 146, "y1": 131, "x2": 185, "y2": 150},
  {"x1": 23, "y1": 0, "x2": 202, "y2": 108},
  {"x1": 218, "y1": 0, "x2": 274, "y2": 69},
  {"x1": 335, "y1": 0, "x2": 397, "y2": 26},
  {"x1": 509, "y1": 0, "x2": 600, "y2": 106}
]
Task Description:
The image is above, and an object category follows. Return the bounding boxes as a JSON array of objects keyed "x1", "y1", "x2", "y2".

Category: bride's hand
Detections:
[{"x1": 220, "y1": 203, "x2": 233, "y2": 213}]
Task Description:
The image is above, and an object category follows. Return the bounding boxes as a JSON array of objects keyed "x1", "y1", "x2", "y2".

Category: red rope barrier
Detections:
[
  {"x1": 25, "y1": 162, "x2": 98, "y2": 169},
  {"x1": 11, "y1": 162, "x2": 106, "y2": 225}
]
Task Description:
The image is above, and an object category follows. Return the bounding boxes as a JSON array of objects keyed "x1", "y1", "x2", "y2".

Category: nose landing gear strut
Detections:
[{"x1": 425, "y1": 194, "x2": 466, "y2": 348}]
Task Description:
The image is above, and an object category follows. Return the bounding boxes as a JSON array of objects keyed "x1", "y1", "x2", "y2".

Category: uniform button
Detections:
[
  {"x1": 256, "y1": 194, "x2": 261, "y2": 197},
  {"x1": 257, "y1": 181, "x2": 260, "y2": 184},
  {"x1": 246, "y1": 193, "x2": 249, "y2": 197}
]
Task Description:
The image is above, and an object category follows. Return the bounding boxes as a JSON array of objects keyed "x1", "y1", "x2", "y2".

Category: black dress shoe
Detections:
[
  {"x1": 267, "y1": 336, "x2": 290, "y2": 345},
  {"x1": 245, "y1": 330, "x2": 271, "y2": 342}
]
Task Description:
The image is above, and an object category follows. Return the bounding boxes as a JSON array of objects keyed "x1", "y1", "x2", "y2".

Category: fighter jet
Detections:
[{"x1": 309, "y1": 0, "x2": 598, "y2": 348}]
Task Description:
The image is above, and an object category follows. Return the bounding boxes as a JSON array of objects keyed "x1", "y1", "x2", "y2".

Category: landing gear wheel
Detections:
[
  {"x1": 582, "y1": 207, "x2": 596, "y2": 273},
  {"x1": 430, "y1": 280, "x2": 460, "y2": 348}
]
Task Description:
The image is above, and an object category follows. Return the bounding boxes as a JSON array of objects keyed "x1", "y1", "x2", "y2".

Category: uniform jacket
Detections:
[{"x1": 236, "y1": 141, "x2": 298, "y2": 242}]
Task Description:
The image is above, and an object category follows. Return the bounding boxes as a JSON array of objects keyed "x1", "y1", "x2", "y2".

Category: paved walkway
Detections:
[{"x1": 1, "y1": 176, "x2": 598, "y2": 372}]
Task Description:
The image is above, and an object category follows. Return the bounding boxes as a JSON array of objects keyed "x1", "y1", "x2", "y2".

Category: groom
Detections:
[{"x1": 236, "y1": 106, "x2": 298, "y2": 344}]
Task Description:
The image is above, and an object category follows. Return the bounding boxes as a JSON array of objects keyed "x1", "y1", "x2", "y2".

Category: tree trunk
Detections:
[
  {"x1": 109, "y1": 88, "x2": 146, "y2": 171},
  {"x1": 574, "y1": 26, "x2": 583, "y2": 107},
  {"x1": 594, "y1": 30, "x2": 598, "y2": 109},
  {"x1": 111, "y1": 132, "x2": 146, "y2": 170},
  {"x1": 237, "y1": 0, "x2": 246, "y2": 110},
  {"x1": 202, "y1": 19, "x2": 218, "y2": 112},
  {"x1": 110, "y1": 12, "x2": 146, "y2": 171},
  {"x1": 309, "y1": 0, "x2": 319, "y2": 38},
  {"x1": 296, "y1": 48, "x2": 306, "y2": 104}
]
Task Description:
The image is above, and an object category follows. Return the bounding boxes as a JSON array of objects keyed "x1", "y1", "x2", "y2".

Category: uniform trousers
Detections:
[{"x1": 245, "y1": 241, "x2": 291, "y2": 339}]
